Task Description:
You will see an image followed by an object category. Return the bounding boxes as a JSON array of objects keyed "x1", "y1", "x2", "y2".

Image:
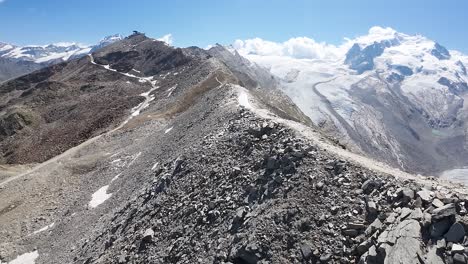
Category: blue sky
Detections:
[{"x1": 1, "y1": 0, "x2": 467, "y2": 52}]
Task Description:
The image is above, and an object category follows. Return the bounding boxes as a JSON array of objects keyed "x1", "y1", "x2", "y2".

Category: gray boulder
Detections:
[
  {"x1": 430, "y1": 218, "x2": 452, "y2": 238},
  {"x1": 432, "y1": 204, "x2": 456, "y2": 220},
  {"x1": 444, "y1": 222, "x2": 465, "y2": 242}
]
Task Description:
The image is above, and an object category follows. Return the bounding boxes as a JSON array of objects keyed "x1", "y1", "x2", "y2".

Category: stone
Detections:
[
  {"x1": 452, "y1": 244, "x2": 465, "y2": 253},
  {"x1": 365, "y1": 218, "x2": 383, "y2": 236},
  {"x1": 316, "y1": 181, "x2": 325, "y2": 190},
  {"x1": 453, "y1": 253, "x2": 466, "y2": 264},
  {"x1": 332, "y1": 160, "x2": 346, "y2": 175},
  {"x1": 413, "y1": 197, "x2": 423, "y2": 208},
  {"x1": 409, "y1": 208, "x2": 423, "y2": 220},
  {"x1": 347, "y1": 222, "x2": 366, "y2": 230},
  {"x1": 385, "y1": 212, "x2": 397, "y2": 224},
  {"x1": 417, "y1": 189, "x2": 433, "y2": 203},
  {"x1": 330, "y1": 206, "x2": 339, "y2": 214},
  {"x1": 142, "y1": 228, "x2": 154, "y2": 242},
  {"x1": 430, "y1": 218, "x2": 452, "y2": 238},
  {"x1": 357, "y1": 240, "x2": 372, "y2": 255},
  {"x1": 432, "y1": 198, "x2": 445, "y2": 208},
  {"x1": 118, "y1": 255, "x2": 128, "y2": 264},
  {"x1": 377, "y1": 230, "x2": 396, "y2": 245},
  {"x1": 366, "y1": 201, "x2": 378, "y2": 216},
  {"x1": 457, "y1": 201, "x2": 467, "y2": 216},
  {"x1": 425, "y1": 247, "x2": 445, "y2": 264},
  {"x1": 342, "y1": 229, "x2": 359, "y2": 237},
  {"x1": 399, "y1": 207, "x2": 412, "y2": 220},
  {"x1": 361, "y1": 179, "x2": 378, "y2": 194},
  {"x1": 382, "y1": 236, "x2": 423, "y2": 264},
  {"x1": 445, "y1": 222, "x2": 465, "y2": 242},
  {"x1": 232, "y1": 244, "x2": 262, "y2": 264},
  {"x1": 422, "y1": 213, "x2": 432, "y2": 227},
  {"x1": 300, "y1": 243, "x2": 313, "y2": 260},
  {"x1": 361, "y1": 245, "x2": 386, "y2": 264},
  {"x1": 319, "y1": 253, "x2": 332, "y2": 263},
  {"x1": 436, "y1": 239, "x2": 446, "y2": 249},
  {"x1": 402, "y1": 188, "x2": 415, "y2": 200},
  {"x1": 394, "y1": 219, "x2": 421, "y2": 237},
  {"x1": 378, "y1": 220, "x2": 421, "y2": 247},
  {"x1": 265, "y1": 157, "x2": 278, "y2": 170},
  {"x1": 432, "y1": 203, "x2": 457, "y2": 220}
]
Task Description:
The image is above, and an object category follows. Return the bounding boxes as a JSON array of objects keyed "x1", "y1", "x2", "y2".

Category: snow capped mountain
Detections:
[
  {"x1": 0, "y1": 34, "x2": 124, "y2": 82},
  {"x1": 0, "y1": 34, "x2": 123, "y2": 65},
  {"x1": 233, "y1": 26, "x2": 468, "y2": 175}
]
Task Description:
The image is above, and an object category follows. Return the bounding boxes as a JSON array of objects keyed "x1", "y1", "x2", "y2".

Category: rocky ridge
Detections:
[
  {"x1": 66, "y1": 104, "x2": 468, "y2": 264},
  {"x1": 0, "y1": 32, "x2": 468, "y2": 264}
]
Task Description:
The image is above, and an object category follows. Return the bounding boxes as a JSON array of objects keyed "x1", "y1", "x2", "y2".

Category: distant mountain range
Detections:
[
  {"x1": 0, "y1": 34, "x2": 123, "y2": 81},
  {"x1": 233, "y1": 26, "x2": 468, "y2": 174}
]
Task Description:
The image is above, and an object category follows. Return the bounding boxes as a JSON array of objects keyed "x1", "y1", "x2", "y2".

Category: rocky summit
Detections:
[{"x1": 1, "y1": 30, "x2": 468, "y2": 264}]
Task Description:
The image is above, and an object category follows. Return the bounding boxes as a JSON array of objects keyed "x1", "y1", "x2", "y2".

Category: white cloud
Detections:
[
  {"x1": 233, "y1": 26, "x2": 403, "y2": 61},
  {"x1": 157, "y1": 34, "x2": 173, "y2": 45},
  {"x1": 350, "y1": 26, "x2": 400, "y2": 45},
  {"x1": 233, "y1": 36, "x2": 345, "y2": 60}
]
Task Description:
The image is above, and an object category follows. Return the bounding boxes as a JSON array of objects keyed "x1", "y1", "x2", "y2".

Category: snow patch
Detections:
[
  {"x1": 152, "y1": 162, "x2": 159, "y2": 171},
  {"x1": 165, "y1": 127, "x2": 173, "y2": 134},
  {"x1": 167, "y1": 85, "x2": 177, "y2": 97},
  {"x1": 111, "y1": 173, "x2": 121, "y2": 182},
  {"x1": 89, "y1": 185, "x2": 112, "y2": 208},
  {"x1": 7, "y1": 251, "x2": 39, "y2": 264},
  {"x1": 32, "y1": 222, "x2": 54, "y2": 235},
  {"x1": 238, "y1": 90, "x2": 252, "y2": 109}
]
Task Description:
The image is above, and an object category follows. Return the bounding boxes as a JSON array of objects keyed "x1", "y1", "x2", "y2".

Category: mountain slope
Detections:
[
  {"x1": 1, "y1": 32, "x2": 468, "y2": 264},
  {"x1": 234, "y1": 27, "x2": 468, "y2": 177},
  {"x1": 0, "y1": 57, "x2": 43, "y2": 83}
]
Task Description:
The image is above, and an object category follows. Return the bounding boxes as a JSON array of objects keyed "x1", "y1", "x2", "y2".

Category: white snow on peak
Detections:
[
  {"x1": 0, "y1": 43, "x2": 15, "y2": 52},
  {"x1": 7, "y1": 251, "x2": 39, "y2": 264},
  {"x1": 1, "y1": 34, "x2": 122, "y2": 64},
  {"x1": 100, "y1": 34, "x2": 123, "y2": 43}
]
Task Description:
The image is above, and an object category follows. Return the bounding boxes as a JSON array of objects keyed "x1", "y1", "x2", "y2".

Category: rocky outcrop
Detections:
[
  {"x1": 56, "y1": 105, "x2": 466, "y2": 264},
  {"x1": 431, "y1": 43, "x2": 451, "y2": 60},
  {"x1": 358, "y1": 184, "x2": 468, "y2": 264}
]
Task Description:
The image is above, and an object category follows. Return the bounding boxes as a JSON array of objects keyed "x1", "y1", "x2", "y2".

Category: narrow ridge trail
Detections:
[{"x1": 235, "y1": 85, "x2": 468, "y2": 195}]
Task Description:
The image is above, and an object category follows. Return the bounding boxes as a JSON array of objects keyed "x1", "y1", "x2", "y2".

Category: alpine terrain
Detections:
[
  {"x1": 0, "y1": 35, "x2": 123, "y2": 82},
  {"x1": 0, "y1": 30, "x2": 468, "y2": 264},
  {"x1": 234, "y1": 27, "x2": 468, "y2": 178}
]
